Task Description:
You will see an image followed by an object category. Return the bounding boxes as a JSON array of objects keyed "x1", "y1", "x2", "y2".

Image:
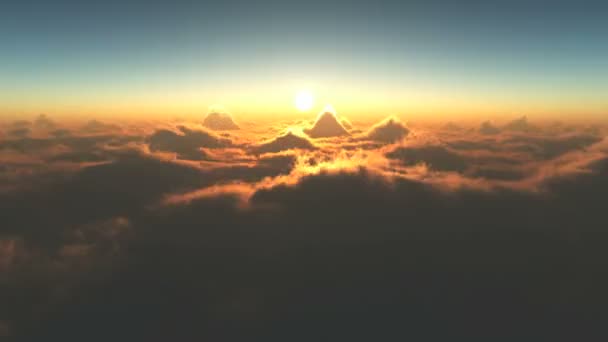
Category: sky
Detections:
[
  {"x1": 2, "y1": 2, "x2": 608, "y2": 339},
  {"x1": 1, "y1": 0, "x2": 608, "y2": 119}
]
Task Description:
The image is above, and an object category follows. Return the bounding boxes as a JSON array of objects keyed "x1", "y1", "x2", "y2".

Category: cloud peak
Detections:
[{"x1": 305, "y1": 109, "x2": 349, "y2": 138}]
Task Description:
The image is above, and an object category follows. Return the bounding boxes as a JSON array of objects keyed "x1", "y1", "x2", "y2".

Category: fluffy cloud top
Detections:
[
  {"x1": 253, "y1": 131, "x2": 316, "y2": 154},
  {"x1": 366, "y1": 116, "x2": 409, "y2": 143},
  {"x1": 479, "y1": 120, "x2": 501, "y2": 135},
  {"x1": 503, "y1": 115, "x2": 537, "y2": 132},
  {"x1": 203, "y1": 108, "x2": 239, "y2": 130}
]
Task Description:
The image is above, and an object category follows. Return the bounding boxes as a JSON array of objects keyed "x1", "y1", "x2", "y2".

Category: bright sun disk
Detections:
[{"x1": 295, "y1": 91, "x2": 314, "y2": 112}]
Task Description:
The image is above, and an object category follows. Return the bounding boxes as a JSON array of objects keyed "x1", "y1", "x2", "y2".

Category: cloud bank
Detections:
[{"x1": 1, "y1": 113, "x2": 607, "y2": 340}]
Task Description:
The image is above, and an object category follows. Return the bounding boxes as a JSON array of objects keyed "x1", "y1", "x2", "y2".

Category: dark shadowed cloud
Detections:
[
  {"x1": 50, "y1": 128, "x2": 71, "y2": 138},
  {"x1": 386, "y1": 145, "x2": 468, "y2": 172},
  {"x1": 467, "y1": 166, "x2": 528, "y2": 181},
  {"x1": 49, "y1": 151, "x2": 109, "y2": 163},
  {"x1": 1, "y1": 116, "x2": 608, "y2": 341},
  {"x1": 13, "y1": 162, "x2": 605, "y2": 340},
  {"x1": 148, "y1": 126, "x2": 231, "y2": 160},
  {"x1": 446, "y1": 138, "x2": 500, "y2": 151},
  {"x1": 504, "y1": 133, "x2": 601, "y2": 159}
]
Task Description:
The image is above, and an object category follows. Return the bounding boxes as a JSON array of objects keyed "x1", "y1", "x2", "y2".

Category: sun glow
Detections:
[{"x1": 295, "y1": 91, "x2": 315, "y2": 112}]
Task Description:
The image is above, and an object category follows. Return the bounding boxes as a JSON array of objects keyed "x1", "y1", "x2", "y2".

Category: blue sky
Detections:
[{"x1": 1, "y1": 0, "x2": 607, "y2": 118}]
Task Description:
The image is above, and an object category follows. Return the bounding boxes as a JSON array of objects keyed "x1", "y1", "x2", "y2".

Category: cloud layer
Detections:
[{"x1": 1, "y1": 113, "x2": 607, "y2": 340}]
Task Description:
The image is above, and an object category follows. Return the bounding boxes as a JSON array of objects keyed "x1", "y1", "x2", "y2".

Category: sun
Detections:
[{"x1": 295, "y1": 90, "x2": 315, "y2": 112}]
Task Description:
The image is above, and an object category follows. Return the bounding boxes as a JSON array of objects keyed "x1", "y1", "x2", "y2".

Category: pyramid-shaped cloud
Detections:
[{"x1": 304, "y1": 106, "x2": 349, "y2": 138}]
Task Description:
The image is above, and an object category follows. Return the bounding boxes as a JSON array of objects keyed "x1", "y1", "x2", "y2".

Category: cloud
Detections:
[
  {"x1": 304, "y1": 108, "x2": 349, "y2": 138},
  {"x1": 6, "y1": 127, "x2": 30, "y2": 138},
  {"x1": 366, "y1": 116, "x2": 409, "y2": 143},
  {"x1": 33, "y1": 114, "x2": 56, "y2": 130},
  {"x1": 503, "y1": 115, "x2": 537, "y2": 132},
  {"x1": 446, "y1": 138, "x2": 499, "y2": 151},
  {"x1": 256, "y1": 154, "x2": 298, "y2": 174},
  {"x1": 504, "y1": 133, "x2": 601, "y2": 160},
  {"x1": 49, "y1": 151, "x2": 109, "y2": 163},
  {"x1": 442, "y1": 121, "x2": 463, "y2": 131},
  {"x1": 50, "y1": 129, "x2": 71, "y2": 138},
  {"x1": 0, "y1": 134, "x2": 140, "y2": 158},
  {"x1": 1, "y1": 116, "x2": 608, "y2": 340},
  {"x1": 6, "y1": 160, "x2": 608, "y2": 340},
  {"x1": 81, "y1": 119, "x2": 121, "y2": 133},
  {"x1": 479, "y1": 120, "x2": 501, "y2": 135},
  {"x1": 466, "y1": 166, "x2": 527, "y2": 181},
  {"x1": 252, "y1": 131, "x2": 316, "y2": 154},
  {"x1": 0, "y1": 321, "x2": 9, "y2": 337},
  {"x1": 386, "y1": 145, "x2": 468, "y2": 172},
  {"x1": 0, "y1": 149, "x2": 300, "y2": 241},
  {"x1": 340, "y1": 118, "x2": 353, "y2": 130},
  {"x1": 148, "y1": 126, "x2": 231, "y2": 160},
  {"x1": 9, "y1": 120, "x2": 31, "y2": 129},
  {"x1": 0, "y1": 238, "x2": 24, "y2": 272},
  {"x1": 203, "y1": 107, "x2": 239, "y2": 130}
]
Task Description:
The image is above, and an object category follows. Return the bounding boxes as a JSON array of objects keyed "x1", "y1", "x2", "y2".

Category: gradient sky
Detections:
[{"x1": 1, "y1": 0, "x2": 607, "y2": 119}]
